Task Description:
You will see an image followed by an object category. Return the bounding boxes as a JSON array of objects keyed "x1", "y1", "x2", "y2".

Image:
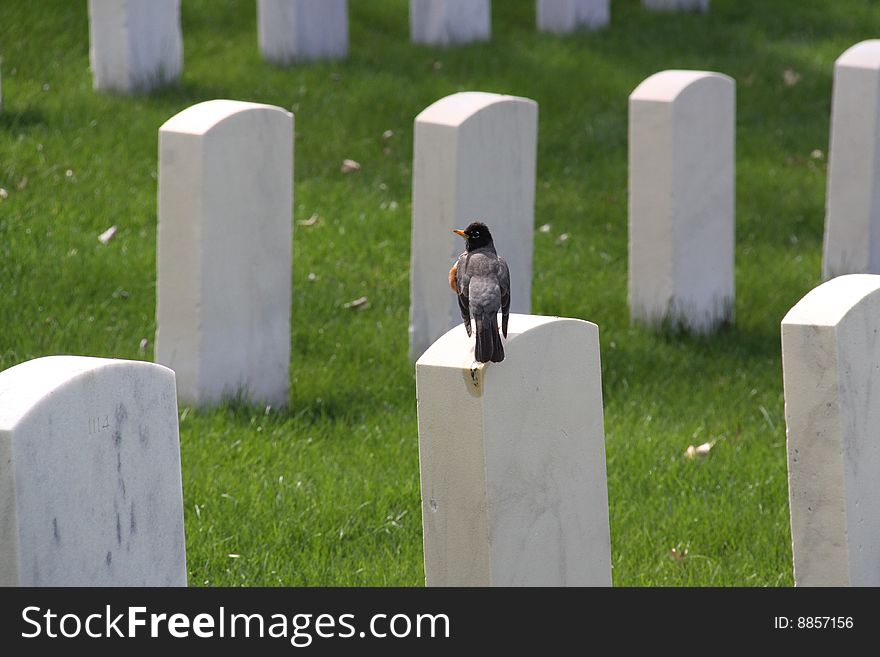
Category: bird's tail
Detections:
[{"x1": 474, "y1": 313, "x2": 504, "y2": 363}]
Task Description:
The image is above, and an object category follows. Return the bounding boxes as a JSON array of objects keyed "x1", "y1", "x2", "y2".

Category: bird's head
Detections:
[{"x1": 453, "y1": 221, "x2": 494, "y2": 251}]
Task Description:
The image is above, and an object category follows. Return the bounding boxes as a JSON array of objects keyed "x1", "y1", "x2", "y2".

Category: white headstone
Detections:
[
  {"x1": 88, "y1": 0, "x2": 182, "y2": 93},
  {"x1": 409, "y1": 91, "x2": 537, "y2": 360},
  {"x1": 0, "y1": 356, "x2": 186, "y2": 586},
  {"x1": 416, "y1": 314, "x2": 611, "y2": 586},
  {"x1": 536, "y1": 0, "x2": 609, "y2": 33},
  {"x1": 156, "y1": 100, "x2": 293, "y2": 408},
  {"x1": 642, "y1": 0, "x2": 708, "y2": 11},
  {"x1": 822, "y1": 40, "x2": 880, "y2": 280},
  {"x1": 782, "y1": 274, "x2": 880, "y2": 586},
  {"x1": 628, "y1": 70, "x2": 735, "y2": 333},
  {"x1": 257, "y1": 0, "x2": 349, "y2": 64},
  {"x1": 410, "y1": 0, "x2": 491, "y2": 47}
]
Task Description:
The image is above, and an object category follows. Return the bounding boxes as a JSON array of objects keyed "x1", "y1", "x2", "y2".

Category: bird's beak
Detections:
[{"x1": 453, "y1": 229, "x2": 467, "y2": 237}]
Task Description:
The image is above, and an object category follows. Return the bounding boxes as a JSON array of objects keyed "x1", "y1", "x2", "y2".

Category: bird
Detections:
[{"x1": 449, "y1": 221, "x2": 510, "y2": 363}]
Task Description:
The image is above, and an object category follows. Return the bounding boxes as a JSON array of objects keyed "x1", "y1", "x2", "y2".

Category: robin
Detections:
[{"x1": 449, "y1": 221, "x2": 510, "y2": 363}]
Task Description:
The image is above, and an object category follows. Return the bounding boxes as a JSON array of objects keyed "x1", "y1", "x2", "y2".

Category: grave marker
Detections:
[
  {"x1": 410, "y1": 0, "x2": 491, "y2": 46},
  {"x1": 642, "y1": 0, "x2": 708, "y2": 11},
  {"x1": 536, "y1": 0, "x2": 609, "y2": 33},
  {"x1": 409, "y1": 91, "x2": 537, "y2": 360},
  {"x1": 822, "y1": 40, "x2": 880, "y2": 279},
  {"x1": 782, "y1": 274, "x2": 880, "y2": 586},
  {"x1": 156, "y1": 100, "x2": 293, "y2": 408},
  {"x1": 628, "y1": 70, "x2": 735, "y2": 333},
  {"x1": 88, "y1": 0, "x2": 182, "y2": 93},
  {"x1": 0, "y1": 356, "x2": 186, "y2": 586},
  {"x1": 257, "y1": 0, "x2": 349, "y2": 64},
  {"x1": 416, "y1": 314, "x2": 612, "y2": 586}
]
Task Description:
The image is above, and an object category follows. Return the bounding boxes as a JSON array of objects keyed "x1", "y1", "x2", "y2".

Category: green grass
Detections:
[{"x1": 2, "y1": 0, "x2": 875, "y2": 586}]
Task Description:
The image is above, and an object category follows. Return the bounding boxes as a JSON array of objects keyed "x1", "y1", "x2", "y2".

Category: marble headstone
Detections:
[
  {"x1": 782, "y1": 274, "x2": 880, "y2": 586},
  {"x1": 410, "y1": 0, "x2": 491, "y2": 47},
  {"x1": 88, "y1": 0, "x2": 182, "y2": 93},
  {"x1": 156, "y1": 100, "x2": 293, "y2": 408},
  {"x1": 0, "y1": 356, "x2": 186, "y2": 586},
  {"x1": 416, "y1": 314, "x2": 612, "y2": 586},
  {"x1": 642, "y1": 0, "x2": 708, "y2": 10},
  {"x1": 409, "y1": 91, "x2": 537, "y2": 361},
  {"x1": 257, "y1": 0, "x2": 349, "y2": 64},
  {"x1": 628, "y1": 70, "x2": 735, "y2": 333},
  {"x1": 822, "y1": 40, "x2": 880, "y2": 279},
  {"x1": 536, "y1": 0, "x2": 609, "y2": 33}
]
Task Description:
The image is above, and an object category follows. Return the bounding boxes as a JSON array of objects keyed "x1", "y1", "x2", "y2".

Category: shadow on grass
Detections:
[
  {"x1": 0, "y1": 108, "x2": 48, "y2": 130},
  {"x1": 176, "y1": 383, "x2": 413, "y2": 433}
]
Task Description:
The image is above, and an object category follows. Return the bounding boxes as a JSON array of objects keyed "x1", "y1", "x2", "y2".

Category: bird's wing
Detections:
[
  {"x1": 454, "y1": 251, "x2": 469, "y2": 295},
  {"x1": 498, "y1": 256, "x2": 511, "y2": 337},
  {"x1": 454, "y1": 251, "x2": 471, "y2": 327}
]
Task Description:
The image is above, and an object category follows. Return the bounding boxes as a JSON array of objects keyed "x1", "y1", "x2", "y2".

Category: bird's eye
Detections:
[{"x1": 473, "y1": 231, "x2": 480, "y2": 238}]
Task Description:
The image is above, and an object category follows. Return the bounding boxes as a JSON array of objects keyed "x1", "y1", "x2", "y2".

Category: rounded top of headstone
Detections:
[
  {"x1": 630, "y1": 70, "x2": 734, "y2": 102},
  {"x1": 782, "y1": 274, "x2": 880, "y2": 328},
  {"x1": 0, "y1": 356, "x2": 175, "y2": 431},
  {"x1": 416, "y1": 91, "x2": 537, "y2": 127},
  {"x1": 160, "y1": 99, "x2": 292, "y2": 136},
  {"x1": 836, "y1": 40, "x2": 880, "y2": 70},
  {"x1": 416, "y1": 314, "x2": 596, "y2": 369}
]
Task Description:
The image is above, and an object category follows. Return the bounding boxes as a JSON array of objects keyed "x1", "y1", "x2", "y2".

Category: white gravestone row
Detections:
[
  {"x1": 258, "y1": 0, "x2": 349, "y2": 65},
  {"x1": 408, "y1": 91, "x2": 537, "y2": 361},
  {"x1": 822, "y1": 40, "x2": 880, "y2": 280},
  {"x1": 415, "y1": 314, "x2": 612, "y2": 586},
  {"x1": 4, "y1": 74, "x2": 875, "y2": 590},
  {"x1": 782, "y1": 275, "x2": 880, "y2": 586},
  {"x1": 156, "y1": 100, "x2": 293, "y2": 409},
  {"x1": 628, "y1": 70, "x2": 735, "y2": 334},
  {"x1": 536, "y1": 0, "x2": 609, "y2": 34},
  {"x1": 87, "y1": 0, "x2": 350, "y2": 91},
  {"x1": 0, "y1": 356, "x2": 187, "y2": 586},
  {"x1": 88, "y1": 0, "x2": 183, "y2": 93},
  {"x1": 89, "y1": 0, "x2": 716, "y2": 91}
]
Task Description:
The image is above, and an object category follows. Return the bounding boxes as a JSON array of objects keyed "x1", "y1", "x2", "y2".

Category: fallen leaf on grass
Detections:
[
  {"x1": 668, "y1": 548, "x2": 688, "y2": 564},
  {"x1": 343, "y1": 296, "x2": 369, "y2": 310},
  {"x1": 341, "y1": 159, "x2": 361, "y2": 173},
  {"x1": 684, "y1": 441, "x2": 715, "y2": 460},
  {"x1": 298, "y1": 214, "x2": 320, "y2": 226},
  {"x1": 98, "y1": 225, "x2": 117, "y2": 244},
  {"x1": 783, "y1": 69, "x2": 801, "y2": 86}
]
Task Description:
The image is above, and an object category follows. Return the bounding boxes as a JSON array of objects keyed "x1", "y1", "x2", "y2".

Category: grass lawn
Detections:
[{"x1": 2, "y1": 0, "x2": 876, "y2": 586}]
